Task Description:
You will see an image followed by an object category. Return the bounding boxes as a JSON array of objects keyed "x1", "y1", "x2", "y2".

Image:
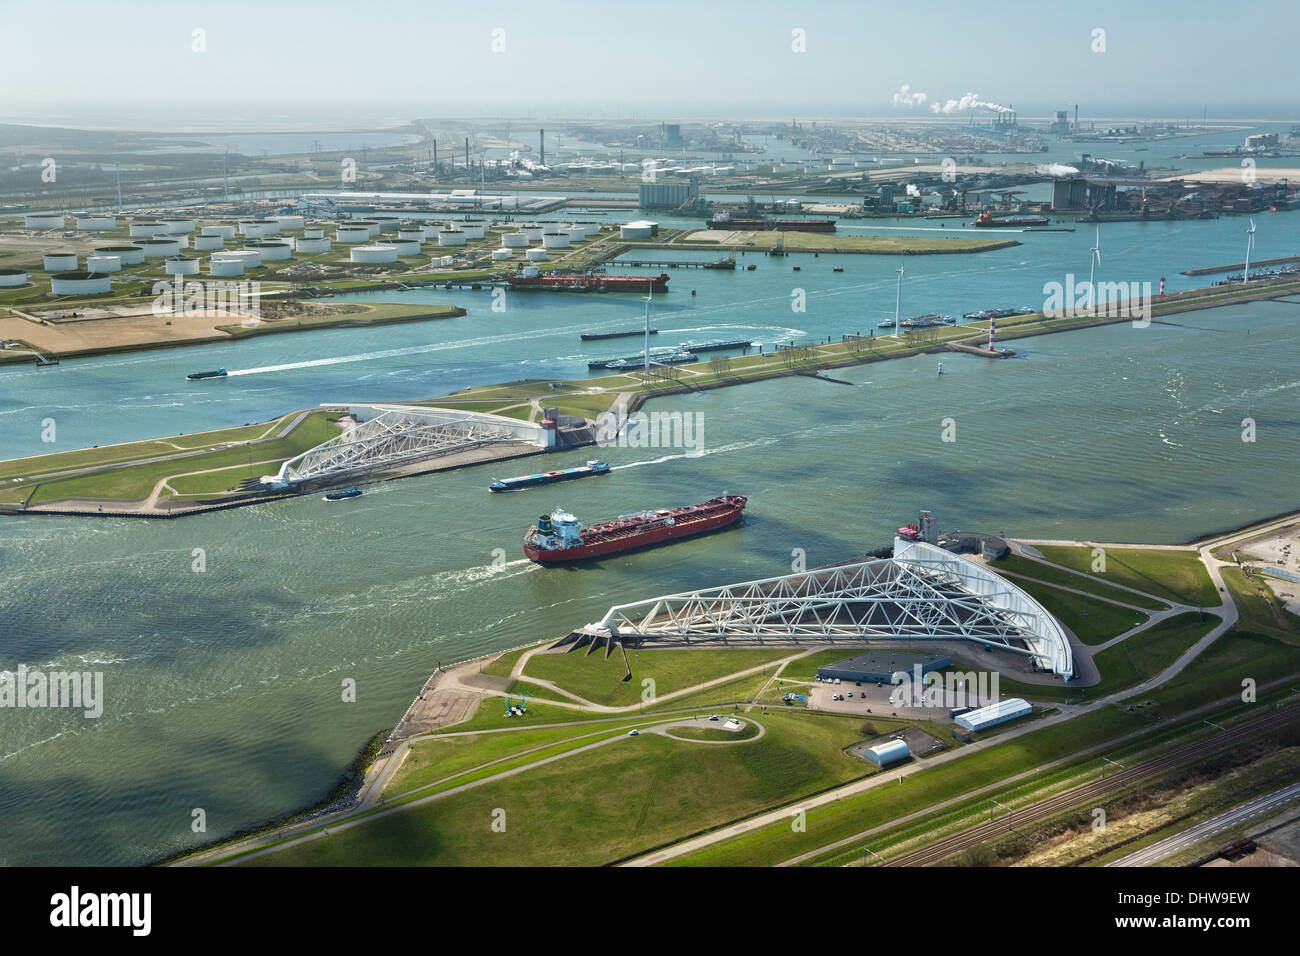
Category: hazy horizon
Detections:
[{"x1": 2, "y1": 0, "x2": 1297, "y2": 129}]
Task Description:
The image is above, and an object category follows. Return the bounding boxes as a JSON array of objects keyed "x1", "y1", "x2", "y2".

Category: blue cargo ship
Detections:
[{"x1": 490, "y1": 460, "x2": 611, "y2": 492}]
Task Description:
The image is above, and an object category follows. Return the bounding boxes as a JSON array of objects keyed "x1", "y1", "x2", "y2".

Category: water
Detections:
[{"x1": 0, "y1": 210, "x2": 1298, "y2": 864}]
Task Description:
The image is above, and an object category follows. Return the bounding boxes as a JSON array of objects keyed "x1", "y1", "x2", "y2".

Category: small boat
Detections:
[
  {"x1": 186, "y1": 368, "x2": 228, "y2": 380},
  {"x1": 878, "y1": 319, "x2": 896, "y2": 329},
  {"x1": 324, "y1": 487, "x2": 362, "y2": 501},
  {"x1": 490, "y1": 460, "x2": 610, "y2": 493}
]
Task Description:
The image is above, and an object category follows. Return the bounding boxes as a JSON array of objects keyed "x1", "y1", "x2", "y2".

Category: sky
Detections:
[{"x1": 1, "y1": 0, "x2": 1296, "y2": 128}]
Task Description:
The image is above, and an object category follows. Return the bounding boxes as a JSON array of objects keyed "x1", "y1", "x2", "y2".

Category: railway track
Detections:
[{"x1": 880, "y1": 704, "x2": 1298, "y2": 867}]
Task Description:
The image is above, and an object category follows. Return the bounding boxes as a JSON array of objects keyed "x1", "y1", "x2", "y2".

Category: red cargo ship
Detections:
[
  {"x1": 506, "y1": 266, "x2": 669, "y2": 293},
  {"x1": 523, "y1": 495, "x2": 747, "y2": 563},
  {"x1": 708, "y1": 215, "x2": 836, "y2": 233}
]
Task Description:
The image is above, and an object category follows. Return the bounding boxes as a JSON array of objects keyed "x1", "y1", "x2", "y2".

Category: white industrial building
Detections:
[
  {"x1": 863, "y1": 739, "x2": 910, "y2": 767},
  {"x1": 954, "y1": 698, "x2": 1032, "y2": 732}
]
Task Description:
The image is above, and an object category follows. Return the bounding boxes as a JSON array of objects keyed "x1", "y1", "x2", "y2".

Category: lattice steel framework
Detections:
[
  {"x1": 590, "y1": 539, "x2": 1073, "y2": 678},
  {"x1": 269, "y1": 407, "x2": 529, "y2": 484}
]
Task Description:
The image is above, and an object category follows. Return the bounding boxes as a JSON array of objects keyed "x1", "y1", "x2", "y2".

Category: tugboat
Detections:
[
  {"x1": 323, "y1": 486, "x2": 362, "y2": 501},
  {"x1": 186, "y1": 368, "x2": 228, "y2": 380},
  {"x1": 490, "y1": 460, "x2": 610, "y2": 492},
  {"x1": 523, "y1": 495, "x2": 748, "y2": 563}
]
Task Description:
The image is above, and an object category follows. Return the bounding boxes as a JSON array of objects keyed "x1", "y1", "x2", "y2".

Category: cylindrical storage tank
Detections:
[
  {"x1": 418, "y1": 222, "x2": 441, "y2": 240},
  {"x1": 0, "y1": 269, "x2": 29, "y2": 287},
  {"x1": 218, "y1": 249, "x2": 262, "y2": 268},
  {"x1": 129, "y1": 220, "x2": 166, "y2": 237},
  {"x1": 376, "y1": 219, "x2": 400, "y2": 234},
  {"x1": 520, "y1": 224, "x2": 544, "y2": 241},
  {"x1": 135, "y1": 238, "x2": 182, "y2": 258},
  {"x1": 255, "y1": 219, "x2": 281, "y2": 236},
  {"x1": 76, "y1": 214, "x2": 116, "y2": 230},
  {"x1": 439, "y1": 255, "x2": 454, "y2": 267},
  {"x1": 491, "y1": 248, "x2": 513, "y2": 261},
  {"x1": 398, "y1": 227, "x2": 424, "y2": 244},
  {"x1": 541, "y1": 231, "x2": 570, "y2": 249},
  {"x1": 160, "y1": 218, "x2": 195, "y2": 234},
  {"x1": 164, "y1": 256, "x2": 200, "y2": 276},
  {"x1": 268, "y1": 215, "x2": 304, "y2": 231},
  {"x1": 459, "y1": 220, "x2": 487, "y2": 239},
  {"x1": 438, "y1": 229, "x2": 467, "y2": 247},
  {"x1": 336, "y1": 225, "x2": 370, "y2": 243},
  {"x1": 95, "y1": 244, "x2": 145, "y2": 265},
  {"x1": 526, "y1": 248, "x2": 548, "y2": 261},
  {"x1": 302, "y1": 226, "x2": 325, "y2": 239},
  {"x1": 566, "y1": 225, "x2": 586, "y2": 242},
  {"x1": 581, "y1": 223, "x2": 600, "y2": 238},
  {"x1": 50, "y1": 271, "x2": 112, "y2": 295},
  {"x1": 43, "y1": 251, "x2": 79, "y2": 271},
  {"x1": 86, "y1": 255, "x2": 122, "y2": 273},
  {"x1": 193, "y1": 234, "x2": 225, "y2": 251},
  {"x1": 386, "y1": 237, "x2": 421, "y2": 256},
  {"x1": 294, "y1": 236, "x2": 331, "y2": 253},
  {"x1": 173, "y1": 234, "x2": 189, "y2": 250},
  {"x1": 24, "y1": 213, "x2": 65, "y2": 229},
  {"x1": 501, "y1": 232, "x2": 528, "y2": 248},
  {"x1": 249, "y1": 240, "x2": 291, "y2": 261},
  {"x1": 209, "y1": 256, "x2": 245, "y2": 277},
  {"x1": 350, "y1": 244, "x2": 398, "y2": 263},
  {"x1": 350, "y1": 219, "x2": 381, "y2": 237},
  {"x1": 202, "y1": 224, "x2": 237, "y2": 239},
  {"x1": 237, "y1": 221, "x2": 263, "y2": 238}
]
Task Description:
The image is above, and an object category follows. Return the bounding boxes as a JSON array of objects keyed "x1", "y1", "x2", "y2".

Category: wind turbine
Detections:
[
  {"x1": 1088, "y1": 227, "x2": 1101, "y2": 312},
  {"x1": 1243, "y1": 220, "x2": 1256, "y2": 284},
  {"x1": 893, "y1": 257, "x2": 905, "y2": 339}
]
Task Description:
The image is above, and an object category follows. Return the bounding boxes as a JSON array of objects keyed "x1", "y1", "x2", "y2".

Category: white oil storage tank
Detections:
[
  {"x1": 438, "y1": 229, "x2": 467, "y2": 246},
  {"x1": 255, "y1": 219, "x2": 281, "y2": 236},
  {"x1": 129, "y1": 220, "x2": 166, "y2": 238},
  {"x1": 86, "y1": 255, "x2": 122, "y2": 273},
  {"x1": 135, "y1": 238, "x2": 181, "y2": 258},
  {"x1": 50, "y1": 271, "x2": 112, "y2": 295},
  {"x1": 541, "y1": 231, "x2": 570, "y2": 249},
  {"x1": 525, "y1": 248, "x2": 548, "y2": 261},
  {"x1": 350, "y1": 244, "x2": 398, "y2": 263},
  {"x1": 350, "y1": 220, "x2": 382, "y2": 237},
  {"x1": 386, "y1": 237, "x2": 421, "y2": 256},
  {"x1": 209, "y1": 256, "x2": 245, "y2": 277},
  {"x1": 0, "y1": 269, "x2": 30, "y2": 287},
  {"x1": 520, "y1": 224, "x2": 544, "y2": 240},
  {"x1": 164, "y1": 256, "x2": 200, "y2": 275},
  {"x1": 459, "y1": 219, "x2": 487, "y2": 239},
  {"x1": 501, "y1": 232, "x2": 528, "y2": 248},
  {"x1": 302, "y1": 225, "x2": 325, "y2": 239},
  {"x1": 43, "y1": 251, "x2": 79, "y2": 271},
  {"x1": 335, "y1": 225, "x2": 370, "y2": 243},
  {"x1": 490, "y1": 248, "x2": 512, "y2": 261},
  {"x1": 193, "y1": 234, "x2": 225, "y2": 251},
  {"x1": 398, "y1": 227, "x2": 424, "y2": 244},
  {"x1": 219, "y1": 249, "x2": 262, "y2": 268},
  {"x1": 160, "y1": 218, "x2": 195, "y2": 234},
  {"x1": 294, "y1": 236, "x2": 331, "y2": 253},
  {"x1": 24, "y1": 213, "x2": 65, "y2": 229},
  {"x1": 248, "y1": 240, "x2": 291, "y2": 261},
  {"x1": 202, "y1": 224, "x2": 237, "y2": 239},
  {"x1": 94, "y1": 244, "x2": 145, "y2": 265},
  {"x1": 268, "y1": 215, "x2": 304, "y2": 231},
  {"x1": 237, "y1": 221, "x2": 263, "y2": 238},
  {"x1": 76, "y1": 214, "x2": 116, "y2": 230},
  {"x1": 566, "y1": 225, "x2": 586, "y2": 242}
]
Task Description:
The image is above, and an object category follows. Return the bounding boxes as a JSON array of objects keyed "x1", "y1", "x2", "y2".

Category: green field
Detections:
[
  {"x1": 993, "y1": 554, "x2": 1169, "y2": 610},
  {"x1": 1032, "y1": 545, "x2": 1221, "y2": 608},
  {"x1": 243, "y1": 710, "x2": 874, "y2": 866},
  {"x1": 1002, "y1": 572, "x2": 1150, "y2": 645},
  {"x1": 518, "y1": 647, "x2": 793, "y2": 707},
  {"x1": 1219, "y1": 566, "x2": 1300, "y2": 644}
]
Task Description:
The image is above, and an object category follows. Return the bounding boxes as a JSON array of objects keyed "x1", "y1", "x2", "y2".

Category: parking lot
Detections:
[{"x1": 805, "y1": 678, "x2": 938, "y2": 720}]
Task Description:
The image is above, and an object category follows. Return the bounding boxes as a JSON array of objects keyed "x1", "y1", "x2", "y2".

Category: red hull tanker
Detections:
[
  {"x1": 523, "y1": 495, "x2": 747, "y2": 563},
  {"x1": 506, "y1": 267, "x2": 669, "y2": 293}
]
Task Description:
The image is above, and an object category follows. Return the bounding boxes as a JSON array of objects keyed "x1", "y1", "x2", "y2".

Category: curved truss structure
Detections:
[
  {"x1": 589, "y1": 538, "x2": 1073, "y2": 678},
  {"x1": 265, "y1": 404, "x2": 548, "y2": 485}
]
